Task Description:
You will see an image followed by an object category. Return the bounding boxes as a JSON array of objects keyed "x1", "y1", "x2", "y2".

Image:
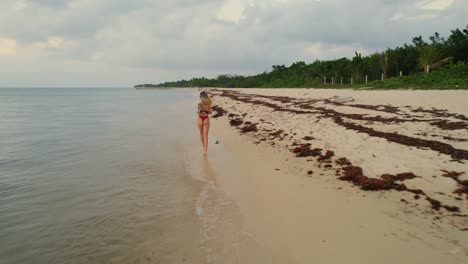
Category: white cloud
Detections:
[
  {"x1": 390, "y1": 12, "x2": 404, "y2": 21},
  {"x1": 305, "y1": 43, "x2": 369, "y2": 60},
  {"x1": 416, "y1": 0, "x2": 455, "y2": 11},
  {"x1": 33, "y1": 36, "x2": 64, "y2": 49},
  {"x1": 407, "y1": 12, "x2": 440, "y2": 20},
  {"x1": 47, "y1": 36, "x2": 64, "y2": 48},
  {"x1": 0, "y1": 37, "x2": 17, "y2": 56},
  {"x1": 390, "y1": 0, "x2": 456, "y2": 22},
  {"x1": 0, "y1": 0, "x2": 466, "y2": 87},
  {"x1": 216, "y1": 0, "x2": 252, "y2": 23},
  {"x1": 14, "y1": 0, "x2": 28, "y2": 11}
]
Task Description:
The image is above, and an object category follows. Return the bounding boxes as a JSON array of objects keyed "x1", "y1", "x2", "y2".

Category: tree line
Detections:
[{"x1": 135, "y1": 25, "x2": 467, "y2": 88}]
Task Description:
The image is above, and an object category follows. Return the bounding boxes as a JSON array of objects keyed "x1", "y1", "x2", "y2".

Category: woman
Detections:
[{"x1": 197, "y1": 91, "x2": 212, "y2": 157}]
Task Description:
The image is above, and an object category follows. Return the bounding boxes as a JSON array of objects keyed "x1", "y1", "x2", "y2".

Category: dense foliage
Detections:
[
  {"x1": 365, "y1": 62, "x2": 468, "y2": 89},
  {"x1": 135, "y1": 25, "x2": 468, "y2": 89}
]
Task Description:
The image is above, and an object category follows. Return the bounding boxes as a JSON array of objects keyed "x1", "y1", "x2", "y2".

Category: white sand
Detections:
[{"x1": 207, "y1": 88, "x2": 468, "y2": 263}]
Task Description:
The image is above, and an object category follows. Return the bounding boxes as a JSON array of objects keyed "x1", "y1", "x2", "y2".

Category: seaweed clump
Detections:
[
  {"x1": 441, "y1": 170, "x2": 468, "y2": 199},
  {"x1": 211, "y1": 105, "x2": 227, "y2": 118}
]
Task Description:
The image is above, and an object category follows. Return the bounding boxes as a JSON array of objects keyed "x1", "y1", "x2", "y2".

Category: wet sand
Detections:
[{"x1": 207, "y1": 88, "x2": 468, "y2": 263}]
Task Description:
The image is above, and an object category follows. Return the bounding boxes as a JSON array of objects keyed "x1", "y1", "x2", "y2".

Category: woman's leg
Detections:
[
  {"x1": 202, "y1": 119, "x2": 210, "y2": 156},
  {"x1": 197, "y1": 117, "x2": 205, "y2": 150}
]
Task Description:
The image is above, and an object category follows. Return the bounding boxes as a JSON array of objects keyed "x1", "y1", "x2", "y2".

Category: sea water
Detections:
[{"x1": 0, "y1": 88, "x2": 270, "y2": 264}]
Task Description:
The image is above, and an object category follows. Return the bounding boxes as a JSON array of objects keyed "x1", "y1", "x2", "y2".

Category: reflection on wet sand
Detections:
[{"x1": 202, "y1": 158, "x2": 220, "y2": 187}]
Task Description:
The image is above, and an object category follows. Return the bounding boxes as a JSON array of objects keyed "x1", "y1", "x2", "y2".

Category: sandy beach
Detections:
[{"x1": 206, "y1": 88, "x2": 468, "y2": 263}]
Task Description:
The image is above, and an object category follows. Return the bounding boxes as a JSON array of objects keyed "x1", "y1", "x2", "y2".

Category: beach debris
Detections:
[
  {"x1": 335, "y1": 157, "x2": 351, "y2": 166},
  {"x1": 216, "y1": 89, "x2": 468, "y2": 160},
  {"x1": 441, "y1": 170, "x2": 468, "y2": 198},
  {"x1": 339, "y1": 166, "x2": 386, "y2": 190},
  {"x1": 218, "y1": 89, "x2": 468, "y2": 124},
  {"x1": 426, "y1": 197, "x2": 442, "y2": 210},
  {"x1": 307, "y1": 170, "x2": 313, "y2": 176},
  {"x1": 291, "y1": 144, "x2": 322, "y2": 157},
  {"x1": 215, "y1": 141, "x2": 219, "y2": 144},
  {"x1": 318, "y1": 150, "x2": 334, "y2": 161},
  {"x1": 329, "y1": 95, "x2": 355, "y2": 103},
  {"x1": 412, "y1": 107, "x2": 468, "y2": 120},
  {"x1": 213, "y1": 89, "x2": 466, "y2": 214},
  {"x1": 439, "y1": 135, "x2": 468, "y2": 142},
  {"x1": 230, "y1": 118, "x2": 243, "y2": 126},
  {"x1": 337, "y1": 166, "x2": 460, "y2": 212},
  {"x1": 332, "y1": 117, "x2": 468, "y2": 161},
  {"x1": 430, "y1": 120, "x2": 468, "y2": 130},
  {"x1": 394, "y1": 172, "x2": 418, "y2": 181},
  {"x1": 241, "y1": 124, "x2": 258, "y2": 133},
  {"x1": 339, "y1": 166, "x2": 415, "y2": 191},
  {"x1": 376, "y1": 172, "x2": 418, "y2": 183},
  {"x1": 341, "y1": 103, "x2": 400, "y2": 114},
  {"x1": 269, "y1": 130, "x2": 284, "y2": 140},
  {"x1": 441, "y1": 170, "x2": 465, "y2": 182},
  {"x1": 453, "y1": 187, "x2": 468, "y2": 198},
  {"x1": 442, "y1": 205, "x2": 460, "y2": 212},
  {"x1": 211, "y1": 105, "x2": 226, "y2": 118}
]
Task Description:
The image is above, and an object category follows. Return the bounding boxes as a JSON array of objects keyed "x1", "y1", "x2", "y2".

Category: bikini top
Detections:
[{"x1": 198, "y1": 103, "x2": 210, "y2": 115}]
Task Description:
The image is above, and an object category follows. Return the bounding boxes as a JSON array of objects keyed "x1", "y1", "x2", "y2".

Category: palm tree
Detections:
[
  {"x1": 386, "y1": 48, "x2": 401, "y2": 76},
  {"x1": 380, "y1": 51, "x2": 388, "y2": 78},
  {"x1": 315, "y1": 61, "x2": 329, "y2": 83},
  {"x1": 352, "y1": 52, "x2": 363, "y2": 82},
  {"x1": 418, "y1": 45, "x2": 453, "y2": 73}
]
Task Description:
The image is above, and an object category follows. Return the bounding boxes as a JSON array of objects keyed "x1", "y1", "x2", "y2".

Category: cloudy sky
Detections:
[{"x1": 0, "y1": 0, "x2": 466, "y2": 87}]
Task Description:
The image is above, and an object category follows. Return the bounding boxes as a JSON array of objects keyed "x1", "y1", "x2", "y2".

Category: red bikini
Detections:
[
  {"x1": 199, "y1": 115, "x2": 209, "y2": 122},
  {"x1": 198, "y1": 103, "x2": 210, "y2": 123}
]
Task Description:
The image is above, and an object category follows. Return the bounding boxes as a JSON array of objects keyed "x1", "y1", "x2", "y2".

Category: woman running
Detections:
[{"x1": 197, "y1": 91, "x2": 212, "y2": 157}]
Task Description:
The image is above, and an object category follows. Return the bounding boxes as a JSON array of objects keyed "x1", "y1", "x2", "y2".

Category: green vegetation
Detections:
[
  {"x1": 135, "y1": 25, "x2": 468, "y2": 90},
  {"x1": 364, "y1": 62, "x2": 468, "y2": 89}
]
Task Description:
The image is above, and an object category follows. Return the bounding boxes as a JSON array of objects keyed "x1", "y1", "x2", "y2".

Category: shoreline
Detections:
[
  {"x1": 136, "y1": 86, "x2": 468, "y2": 91},
  {"x1": 207, "y1": 88, "x2": 468, "y2": 263}
]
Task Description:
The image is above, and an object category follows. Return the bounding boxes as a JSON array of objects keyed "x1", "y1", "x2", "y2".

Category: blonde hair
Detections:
[{"x1": 200, "y1": 91, "x2": 212, "y2": 106}]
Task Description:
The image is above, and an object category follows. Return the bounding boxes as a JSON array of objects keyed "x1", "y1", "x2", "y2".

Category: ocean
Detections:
[{"x1": 0, "y1": 88, "x2": 269, "y2": 264}]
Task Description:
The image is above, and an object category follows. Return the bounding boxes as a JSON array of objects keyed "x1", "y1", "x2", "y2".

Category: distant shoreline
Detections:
[
  {"x1": 134, "y1": 86, "x2": 468, "y2": 91},
  {"x1": 134, "y1": 86, "x2": 193, "y2": 90}
]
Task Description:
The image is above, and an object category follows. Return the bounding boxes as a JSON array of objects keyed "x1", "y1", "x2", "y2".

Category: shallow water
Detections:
[{"x1": 0, "y1": 88, "x2": 269, "y2": 264}]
